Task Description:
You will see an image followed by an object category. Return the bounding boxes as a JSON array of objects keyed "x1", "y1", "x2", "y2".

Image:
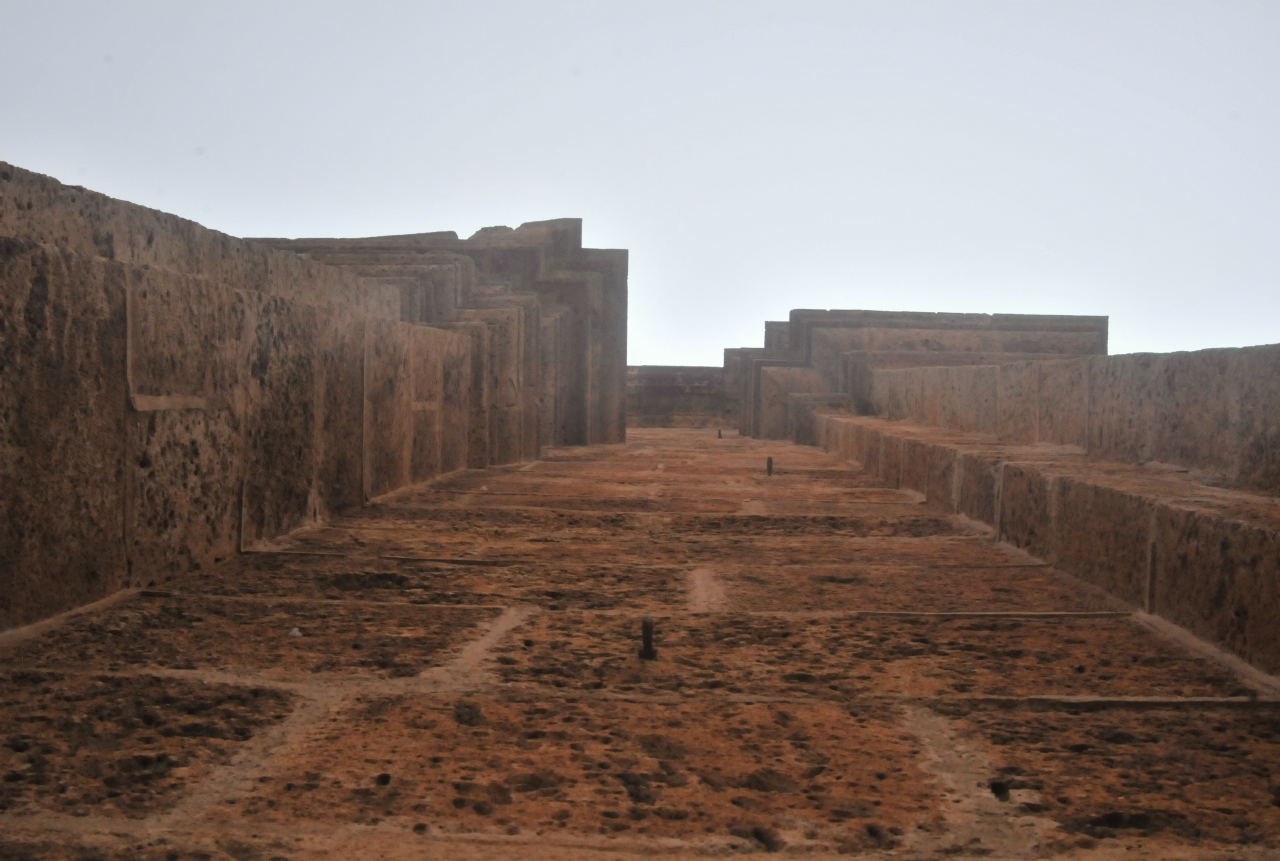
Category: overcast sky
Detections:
[{"x1": 3, "y1": 1, "x2": 1278, "y2": 364}]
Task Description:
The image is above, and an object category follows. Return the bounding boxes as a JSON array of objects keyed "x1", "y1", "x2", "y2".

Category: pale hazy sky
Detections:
[{"x1": 3, "y1": 1, "x2": 1277, "y2": 364}]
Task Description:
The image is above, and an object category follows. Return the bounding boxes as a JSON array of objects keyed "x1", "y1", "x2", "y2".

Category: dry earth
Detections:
[{"x1": 2, "y1": 429, "x2": 1279, "y2": 860}]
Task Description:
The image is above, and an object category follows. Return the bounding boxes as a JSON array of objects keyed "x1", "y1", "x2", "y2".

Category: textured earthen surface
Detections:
[
  {"x1": 813, "y1": 413, "x2": 1280, "y2": 674},
  {"x1": 2, "y1": 429, "x2": 1276, "y2": 860},
  {"x1": 3, "y1": 164, "x2": 629, "y2": 633},
  {"x1": 626, "y1": 366, "x2": 734, "y2": 428},
  {"x1": 0, "y1": 243, "x2": 128, "y2": 629},
  {"x1": 869, "y1": 346, "x2": 1280, "y2": 495}
]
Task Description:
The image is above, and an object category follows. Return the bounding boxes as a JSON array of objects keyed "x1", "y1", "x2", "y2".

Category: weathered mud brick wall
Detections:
[
  {"x1": 725, "y1": 304, "x2": 1280, "y2": 676},
  {"x1": 870, "y1": 347, "x2": 1280, "y2": 495},
  {"x1": 626, "y1": 366, "x2": 735, "y2": 428},
  {"x1": 726, "y1": 311, "x2": 1109, "y2": 439},
  {"x1": 723, "y1": 347, "x2": 785, "y2": 435},
  {"x1": 785, "y1": 309, "x2": 1109, "y2": 366},
  {"x1": 797, "y1": 343, "x2": 1280, "y2": 675},
  {"x1": 3, "y1": 162, "x2": 631, "y2": 632},
  {"x1": 808, "y1": 409, "x2": 1280, "y2": 675},
  {"x1": 2, "y1": 241, "x2": 129, "y2": 629},
  {"x1": 252, "y1": 219, "x2": 629, "y2": 450},
  {"x1": 453, "y1": 306, "x2": 525, "y2": 465},
  {"x1": 757, "y1": 366, "x2": 829, "y2": 439},
  {"x1": 440, "y1": 321, "x2": 492, "y2": 469},
  {"x1": 763, "y1": 320, "x2": 790, "y2": 351}
]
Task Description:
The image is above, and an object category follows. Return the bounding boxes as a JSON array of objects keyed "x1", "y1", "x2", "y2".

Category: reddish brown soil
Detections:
[
  {"x1": 6, "y1": 597, "x2": 497, "y2": 679},
  {"x1": 0, "y1": 429, "x2": 1276, "y2": 860}
]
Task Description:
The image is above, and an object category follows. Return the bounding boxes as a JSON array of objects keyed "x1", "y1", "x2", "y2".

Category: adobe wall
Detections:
[
  {"x1": 843, "y1": 350, "x2": 1077, "y2": 414},
  {"x1": 722, "y1": 348, "x2": 767, "y2": 433},
  {"x1": 809, "y1": 413, "x2": 1280, "y2": 675},
  {"x1": 0, "y1": 234, "x2": 418, "y2": 628},
  {"x1": 0, "y1": 162, "x2": 391, "y2": 315},
  {"x1": 786, "y1": 309, "x2": 1109, "y2": 366},
  {"x1": 728, "y1": 304, "x2": 1279, "y2": 676},
  {"x1": 2, "y1": 163, "x2": 631, "y2": 632},
  {"x1": 730, "y1": 311, "x2": 1110, "y2": 439},
  {"x1": 453, "y1": 306, "x2": 525, "y2": 466},
  {"x1": 757, "y1": 366, "x2": 829, "y2": 439},
  {"x1": 439, "y1": 321, "x2": 493, "y2": 469},
  {"x1": 626, "y1": 366, "x2": 734, "y2": 428},
  {"x1": 253, "y1": 222, "x2": 629, "y2": 447},
  {"x1": 810, "y1": 325, "x2": 1102, "y2": 393},
  {"x1": 742, "y1": 358, "x2": 807, "y2": 438},
  {"x1": 534, "y1": 272, "x2": 604, "y2": 447},
  {"x1": 764, "y1": 320, "x2": 790, "y2": 352},
  {"x1": 870, "y1": 347, "x2": 1280, "y2": 495}
]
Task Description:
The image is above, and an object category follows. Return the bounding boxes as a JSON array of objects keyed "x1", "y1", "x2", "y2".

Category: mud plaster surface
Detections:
[{"x1": 1, "y1": 429, "x2": 1278, "y2": 860}]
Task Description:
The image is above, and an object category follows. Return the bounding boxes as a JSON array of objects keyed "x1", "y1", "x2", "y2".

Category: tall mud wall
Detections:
[
  {"x1": 0, "y1": 164, "x2": 504, "y2": 630},
  {"x1": 872, "y1": 348, "x2": 1280, "y2": 495},
  {"x1": 809, "y1": 414, "x2": 1280, "y2": 675}
]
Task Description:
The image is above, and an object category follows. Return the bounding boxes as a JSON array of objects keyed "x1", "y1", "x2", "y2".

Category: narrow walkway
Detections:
[{"x1": 2, "y1": 429, "x2": 1278, "y2": 859}]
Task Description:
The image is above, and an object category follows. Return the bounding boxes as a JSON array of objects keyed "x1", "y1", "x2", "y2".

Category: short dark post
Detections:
[
  {"x1": 718, "y1": 428, "x2": 722, "y2": 439},
  {"x1": 766, "y1": 456, "x2": 773, "y2": 477},
  {"x1": 639, "y1": 613, "x2": 657, "y2": 661}
]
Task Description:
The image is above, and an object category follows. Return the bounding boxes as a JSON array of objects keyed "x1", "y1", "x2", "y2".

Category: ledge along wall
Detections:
[
  {"x1": 0, "y1": 162, "x2": 628, "y2": 631},
  {"x1": 789, "y1": 344, "x2": 1280, "y2": 676}
]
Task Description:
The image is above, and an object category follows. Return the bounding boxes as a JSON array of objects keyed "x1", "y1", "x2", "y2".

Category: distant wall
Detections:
[
  {"x1": 787, "y1": 309, "x2": 1109, "y2": 367},
  {"x1": 626, "y1": 366, "x2": 734, "y2": 428},
  {"x1": 757, "y1": 366, "x2": 829, "y2": 439},
  {"x1": 723, "y1": 348, "x2": 784, "y2": 434},
  {"x1": 872, "y1": 347, "x2": 1280, "y2": 495},
  {"x1": 729, "y1": 310, "x2": 1108, "y2": 439},
  {"x1": 254, "y1": 222, "x2": 630, "y2": 447},
  {"x1": 843, "y1": 351, "x2": 1077, "y2": 414}
]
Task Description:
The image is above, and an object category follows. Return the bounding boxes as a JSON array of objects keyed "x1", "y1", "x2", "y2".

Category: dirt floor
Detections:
[{"x1": 2, "y1": 428, "x2": 1279, "y2": 859}]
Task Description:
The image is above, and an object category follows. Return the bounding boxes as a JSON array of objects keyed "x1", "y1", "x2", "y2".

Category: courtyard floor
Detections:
[{"x1": 2, "y1": 429, "x2": 1278, "y2": 860}]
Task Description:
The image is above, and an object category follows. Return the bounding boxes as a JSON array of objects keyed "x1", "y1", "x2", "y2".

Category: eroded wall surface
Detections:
[
  {"x1": 626, "y1": 365, "x2": 734, "y2": 428},
  {"x1": 251, "y1": 221, "x2": 628, "y2": 448},
  {"x1": 809, "y1": 413, "x2": 1280, "y2": 674},
  {"x1": 1, "y1": 163, "x2": 629, "y2": 631},
  {"x1": 725, "y1": 304, "x2": 1280, "y2": 679},
  {"x1": 728, "y1": 312, "x2": 1108, "y2": 440},
  {"x1": 871, "y1": 348, "x2": 1280, "y2": 495}
]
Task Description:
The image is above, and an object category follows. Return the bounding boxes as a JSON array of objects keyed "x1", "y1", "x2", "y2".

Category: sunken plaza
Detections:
[{"x1": 3, "y1": 160, "x2": 1280, "y2": 859}]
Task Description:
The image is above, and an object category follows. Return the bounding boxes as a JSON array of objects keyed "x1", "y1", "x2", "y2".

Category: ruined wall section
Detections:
[
  {"x1": 723, "y1": 348, "x2": 785, "y2": 434},
  {"x1": 757, "y1": 366, "x2": 830, "y2": 439},
  {"x1": 1, "y1": 241, "x2": 128, "y2": 628}
]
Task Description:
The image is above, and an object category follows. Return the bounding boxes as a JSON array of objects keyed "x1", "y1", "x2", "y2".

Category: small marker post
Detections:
[
  {"x1": 639, "y1": 613, "x2": 657, "y2": 661},
  {"x1": 766, "y1": 456, "x2": 773, "y2": 477}
]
